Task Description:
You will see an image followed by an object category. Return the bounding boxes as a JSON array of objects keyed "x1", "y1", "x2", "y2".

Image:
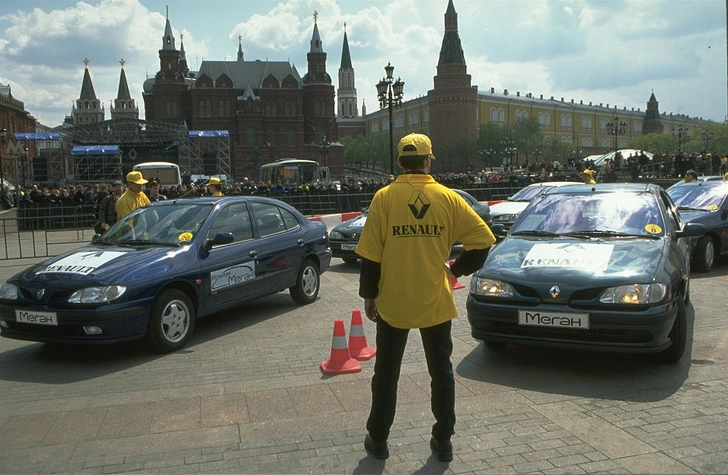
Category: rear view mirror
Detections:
[{"x1": 676, "y1": 222, "x2": 705, "y2": 239}]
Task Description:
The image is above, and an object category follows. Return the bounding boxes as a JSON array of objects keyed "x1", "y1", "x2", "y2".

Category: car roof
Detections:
[
  {"x1": 670, "y1": 180, "x2": 728, "y2": 189},
  {"x1": 526, "y1": 181, "x2": 578, "y2": 188},
  {"x1": 541, "y1": 183, "x2": 657, "y2": 195}
]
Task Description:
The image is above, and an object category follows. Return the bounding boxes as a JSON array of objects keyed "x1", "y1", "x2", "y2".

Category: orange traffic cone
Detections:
[
  {"x1": 321, "y1": 319, "x2": 362, "y2": 375},
  {"x1": 348, "y1": 309, "x2": 376, "y2": 361},
  {"x1": 448, "y1": 259, "x2": 466, "y2": 290}
]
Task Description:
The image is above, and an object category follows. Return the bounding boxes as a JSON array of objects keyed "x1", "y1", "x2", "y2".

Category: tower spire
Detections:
[
  {"x1": 116, "y1": 58, "x2": 131, "y2": 100},
  {"x1": 79, "y1": 58, "x2": 97, "y2": 100},
  {"x1": 162, "y1": 4, "x2": 175, "y2": 50},
  {"x1": 310, "y1": 10, "x2": 323, "y2": 53},
  {"x1": 237, "y1": 34, "x2": 244, "y2": 61}
]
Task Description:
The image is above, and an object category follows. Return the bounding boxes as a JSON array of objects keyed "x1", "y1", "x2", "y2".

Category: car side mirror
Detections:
[
  {"x1": 676, "y1": 222, "x2": 706, "y2": 239},
  {"x1": 490, "y1": 223, "x2": 506, "y2": 237},
  {"x1": 203, "y1": 232, "x2": 234, "y2": 251}
]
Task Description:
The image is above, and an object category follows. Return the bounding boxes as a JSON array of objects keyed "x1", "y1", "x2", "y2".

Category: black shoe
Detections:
[
  {"x1": 430, "y1": 437, "x2": 453, "y2": 462},
  {"x1": 364, "y1": 435, "x2": 389, "y2": 459}
]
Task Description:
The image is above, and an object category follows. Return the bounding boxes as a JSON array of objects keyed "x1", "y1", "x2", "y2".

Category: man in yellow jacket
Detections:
[
  {"x1": 116, "y1": 171, "x2": 151, "y2": 220},
  {"x1": 356, "y1": 133, "x2": 495, "y2": 462}
]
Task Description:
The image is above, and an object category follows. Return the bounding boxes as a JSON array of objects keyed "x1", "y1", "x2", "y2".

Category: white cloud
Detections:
[{"x1": 0, "y1": 0, "x2": 724, "y2": 127}]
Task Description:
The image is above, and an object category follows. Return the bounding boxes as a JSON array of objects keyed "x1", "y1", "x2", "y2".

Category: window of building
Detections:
[
  {"x1": 560, "y1": 114, "x2": 572, "y2": 128},
  {"x1": 634, "y1": 121, "x2": 642, "y2": 132},
  {"x1": 246, "y1": 127, "x2": 256, "y2": 146},
  {"x1": 382, "y1": 120, "x2": 389, "y2": 132},
  {"x1": 394, "y1": 114, "x2": 404, "y2": 129},
  {"x1": 601, "y1": 138, "x2": 611, "y2": 148},
  {"x1": 287, "y1": 128, "x2": 296, "y2": 146},
  {"x1": 424, "y1": 108, "x2": 429, "y2": 123},
  {"x1": 538, "y1": 112, "x2": 551, "y2": 126},
  {"x1": 371, "y1": 122, "x2": 379, "y2": 133},
  {"x1": 581, "y1": 116, "x2": 592, "y2": 129},
  {"x1": 408, "y1": 110, "x2": 419, "y2": 126},
  {"x1": 582, "y1": 137, "x2": 593, "y2": 147},
  {"x1": 267, "y1": 129, "x2": 277, "y2": 146}
]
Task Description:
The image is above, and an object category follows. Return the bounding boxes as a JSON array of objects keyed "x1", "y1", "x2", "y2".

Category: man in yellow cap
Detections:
[
  {"x1": 116, "y1": 171, "x2": 151, "y2": 220},
  {"x1": 580, "y1": 169, "x2": 596, "y2": 184},
  {"x1": 206, "y1": 177, "x2": 224, "y2": 196},
  {"x1": 356, "y1": 132, "x2": 496, "y2": 461}
]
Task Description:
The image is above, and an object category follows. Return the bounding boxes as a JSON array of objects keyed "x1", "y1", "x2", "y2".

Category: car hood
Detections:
[
  {"x1": 489, "y1": 201, "x2": 529, "y2": 217},
  {"x1": 333, "y1": 214, "x2": 367, "y2": 233},
  {"x1": 678, "y1": 210, "x2": 715, "y2": 224},
  {"x1": 481, "y1": 237, "x2": 668, "y2": 291},
  {"x1": 11, "y1": 244, "x2": 196, "y2": 287}
]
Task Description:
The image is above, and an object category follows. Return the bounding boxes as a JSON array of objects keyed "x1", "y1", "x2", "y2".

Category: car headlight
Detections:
[
  {"x1": 329, "y1": 231, "x2": 343, "y2": 240},
  {"x1": 0, "y1": 282, "x2": 21, "y2": 300},
  {"x1": 599, "y1": 283, "x2": 666, "y2": 304},
  {"x1": 494, "y1": 214, "x2": 519, "y2": 222},
  {"x1": 68, "y1": 286, "x2": 127, "y2": 304},
  {"x1": 470, "y1": 277, "x2": 515, "y2": 297}
]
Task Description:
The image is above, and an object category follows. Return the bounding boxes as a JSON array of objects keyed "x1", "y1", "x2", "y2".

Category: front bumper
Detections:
[
  {"x1": 329, "y1": 241, "x2": 360, "y2": 260},
  {"x1": 0, "y1": 298, "x2": 154, "y2": 345},
  {"x1": 466, "y1": 296, "x2": 678, "y2": 354}
]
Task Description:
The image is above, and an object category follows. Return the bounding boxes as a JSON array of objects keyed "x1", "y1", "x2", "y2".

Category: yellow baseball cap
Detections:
[
  {"x1": 397, "y1": 133, "x2": 435, "y2": 159},
  {"x1": 206, "y1": 177, "x2": 222, "y2": 186},
  {"x1": 126, "y1": 171, "x2": 148, "y2": 185}
]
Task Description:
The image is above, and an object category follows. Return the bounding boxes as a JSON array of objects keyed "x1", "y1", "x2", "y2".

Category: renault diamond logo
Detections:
[
  {"x1": 550, "y1": 285, "x2": 560, "y2": 298},
  {"x1": 36, "y1": 288, "x2": 45, "y2": 300},
  {"x1": 407, "y1": 191, "x2": 430, "y2": 219}
]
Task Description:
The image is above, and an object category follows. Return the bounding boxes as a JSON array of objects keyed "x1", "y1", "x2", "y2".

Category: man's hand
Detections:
[{"x1": 364, "y1": 298, "x2": 379, "y2": 322}]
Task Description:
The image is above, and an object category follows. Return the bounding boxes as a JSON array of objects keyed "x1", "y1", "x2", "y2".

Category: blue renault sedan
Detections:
[
  {"x1": 666, "y1": 180, "x2": 728, "y2": 272},
  {"x1": 0, "y1": 196, "x2": 331, "y2": 353},
  {"x1": 467, "y1": 184, "x2": 704, "y2": 363}
]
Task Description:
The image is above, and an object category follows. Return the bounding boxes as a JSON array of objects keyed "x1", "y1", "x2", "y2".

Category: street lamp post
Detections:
[
  {"x1": 0, "y1": 129, "x2": 6, "y2": 191},
  {"x1": 700, "y1": 130, "x2": 713, "y2": 151},
  {"x1": 500, "y1": 136, "x2": 516, "y2": 168},
  {"x1": 376, "y1": 62, "x2": 404, "y2": 176},
  {"x1": 606, "y1": 116, "x2": 627, "y2": 156},
  {"x1": 674, "y1": 125, "x2": 688, "y2": 153},
  {"x1": 318, "y1": 134, "x2": 330, "y2": 168}
]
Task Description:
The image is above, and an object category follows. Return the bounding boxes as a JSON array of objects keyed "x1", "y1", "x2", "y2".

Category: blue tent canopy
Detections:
[
  {"x1": 189, "y1": 130, "x2": 229, "y2": 138},
  {"x1": 14, "y1": 133, "x2": 61, "y2": 141},
  {"x1": 71, "y1": 145, "x2": 120, "y2": 156}
]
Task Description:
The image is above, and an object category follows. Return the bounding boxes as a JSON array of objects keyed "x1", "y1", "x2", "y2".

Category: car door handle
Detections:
[
  {"x1": 249, "y1": 250, "x2": 258, "y2": 258},
  {"x1": 297, "y1": 239, "x2": 305, "y2": 246}
]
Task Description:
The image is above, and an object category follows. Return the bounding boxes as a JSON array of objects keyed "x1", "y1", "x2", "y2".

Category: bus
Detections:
[
  {"x1": 133, "y1": 162, "x2": 182, "y2": 187},
  {"x1": 260, "y1": 159, "x2": 329, "y2": 188}
]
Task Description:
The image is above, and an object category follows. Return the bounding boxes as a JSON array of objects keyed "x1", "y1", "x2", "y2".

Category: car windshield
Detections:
[
  {"x1": 508, "y1": 185, "x2": 553, "y2": 202},
  {"x1": 101, "y1": 203, "x2": 213, "y2": 245},
  {"x1": 667, "y1": 184, "x2": 728, "y2": 211},
  {"x1": 511, "y1": 192, "x2": 665, "y2": 238}
]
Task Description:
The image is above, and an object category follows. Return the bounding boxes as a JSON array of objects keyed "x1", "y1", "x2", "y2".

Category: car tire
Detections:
[
  {"x1": 146, "y1": 289, "x2": 195, "y2": 353},
  {"x1": 694, "y1": 236, "x2": 715, "y2": 272},
  {"x1": 655, "y1": 294, "x2": 687, "y2": 364},
  {"x1": 342, "y1": 257, "x2": 358, "y2": 264},
  {"x1": 290, "y1": 258, "x2": 320, "y2": 305}
]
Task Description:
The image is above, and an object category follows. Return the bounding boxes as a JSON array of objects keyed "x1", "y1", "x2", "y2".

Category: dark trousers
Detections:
[{"x1": 366, "y1": 317, "x2": 455, "y2": 442}]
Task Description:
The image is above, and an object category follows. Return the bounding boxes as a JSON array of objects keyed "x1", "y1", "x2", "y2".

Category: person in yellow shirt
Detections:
[
  {"x1": 723, "y1": 172, "x2": 728, "y2": 181},
  {"x1": 580, "y1": 169, "x2": 596, "y2": 184},
  {"x1": 206, "y1": 177, "x2": 224, "y2": 196},
  {"x1": 116, "y1": 171, "x2": 151, "y2": 220},
  {"x1": 356, "y1": 133, "x2": 495, "y2": 462},
  {"x1": 684, "y1": 169, "x2": 698, "y2": 183}
]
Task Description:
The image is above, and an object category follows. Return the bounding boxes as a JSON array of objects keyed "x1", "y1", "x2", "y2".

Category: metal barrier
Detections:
[{"x1": 0, "y1": 207, "x2": 96, "y2": 261}]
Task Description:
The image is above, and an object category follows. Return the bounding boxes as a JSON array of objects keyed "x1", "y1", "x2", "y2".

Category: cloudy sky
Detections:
[{"x1": 1, "y1": 0, "x2": 725, "y2": 128}]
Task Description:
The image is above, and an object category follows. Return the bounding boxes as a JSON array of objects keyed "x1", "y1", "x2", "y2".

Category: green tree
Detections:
[{"x1": 512, "y1": 117, "x2": 544, "y2": 165}]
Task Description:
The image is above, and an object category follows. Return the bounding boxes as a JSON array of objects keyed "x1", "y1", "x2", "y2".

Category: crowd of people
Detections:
[{"x1": 3, "y1": 149, "x2": 727, "y2": 215}]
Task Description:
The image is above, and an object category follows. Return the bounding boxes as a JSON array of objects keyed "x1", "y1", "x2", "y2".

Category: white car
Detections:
[{"x1": 490, "y1": 181, "x2": 578, "y2": 236}]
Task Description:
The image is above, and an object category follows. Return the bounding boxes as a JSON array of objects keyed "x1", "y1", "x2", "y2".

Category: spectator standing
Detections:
[
  {"x1": 146, "y1": 178, "x2": 167, "y2": 202},
  {"x1": 1, "y1": 186, "x2": 14, "y2": 209},
  {"x1": 355, "y1": 133, "x2": 496, "y2": 461},
  {"x1": 205, "y1": 177, "x2": 224, "y2": 196},
  {"x1": 117, "y1": 171, "x2": 150, "y2": 220},
  {"x1": 96, "y1": 181, "x2": 124, "y2": 234}
]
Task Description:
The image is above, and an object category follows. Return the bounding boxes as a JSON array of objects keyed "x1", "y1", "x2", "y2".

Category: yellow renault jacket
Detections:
[{"x1": 356, "y1": 174, "x2": 495, "y2": 329}]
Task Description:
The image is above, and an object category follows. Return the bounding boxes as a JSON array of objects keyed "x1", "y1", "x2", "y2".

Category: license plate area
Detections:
[
  {"x1": 518, "y1": 310, "x2": 589, "y2": 329},
  {"x1": 341, "y1": 243, "x2": 357, "y2": 251},
  {"x1": 15, "y1": 309, "x2": 58, "y2": 326}
]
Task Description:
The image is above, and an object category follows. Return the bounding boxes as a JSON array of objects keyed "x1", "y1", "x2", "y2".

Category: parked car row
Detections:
[{"x1": 1, "y1": 180, "x2": 723, "y2": 365}]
